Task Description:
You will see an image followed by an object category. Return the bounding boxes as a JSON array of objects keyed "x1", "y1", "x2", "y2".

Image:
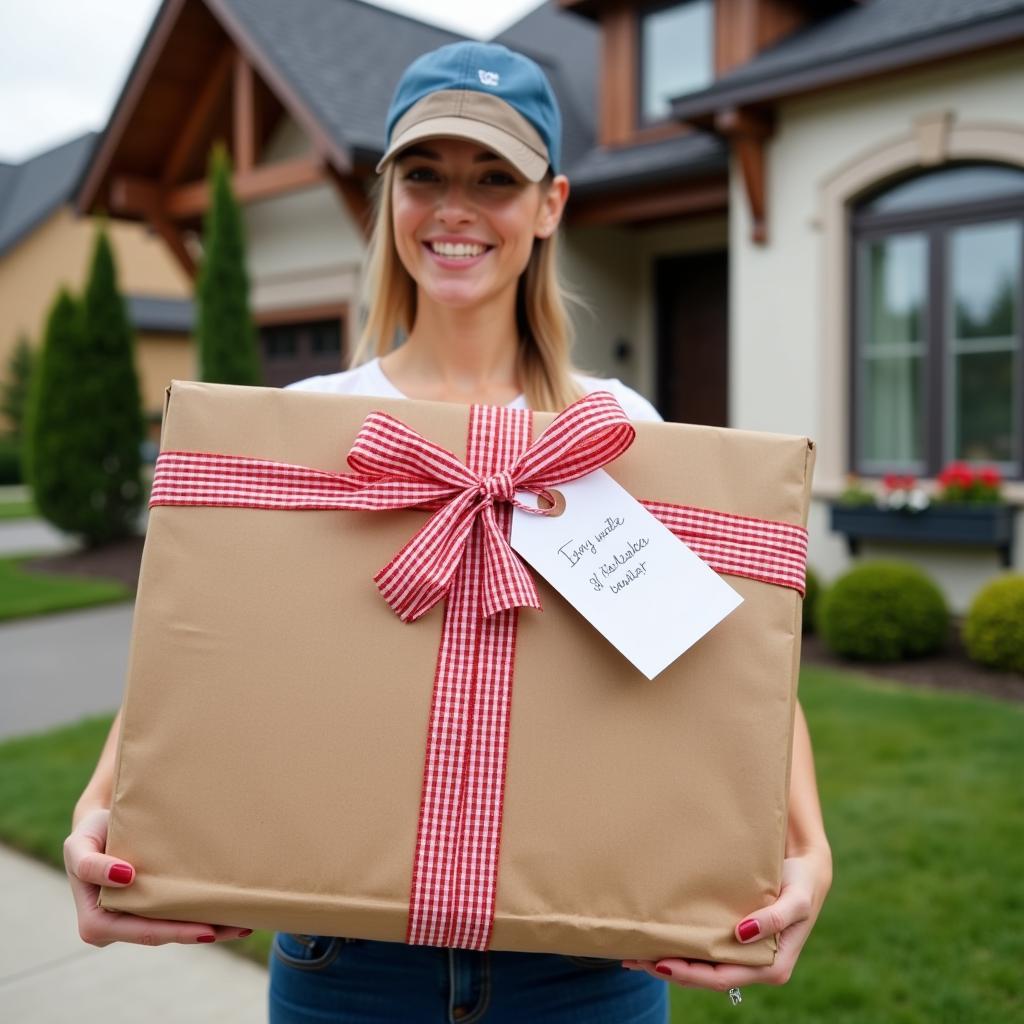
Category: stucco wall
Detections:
[
  {"x1": 244, "y1": 115, "x2": 365, "y2": 317},
  {"x1": 561, "y1": 214, "x2": 728, "y2": 398},
  {"x1": 730, "y1": 45, "x2": 1024, "y2": 610},
  {"x1": 136, "y1": 332, "x2": 194, "y2": 429},
  {"x1": 0, "y1": 206, "x2": 191, "y2": 408}
]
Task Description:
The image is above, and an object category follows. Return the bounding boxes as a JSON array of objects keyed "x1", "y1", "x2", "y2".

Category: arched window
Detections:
[{"x1": 850, "y1": 162, "x2": 1024, "y2": 479}]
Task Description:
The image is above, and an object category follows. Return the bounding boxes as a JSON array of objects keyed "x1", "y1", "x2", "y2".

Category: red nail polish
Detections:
[
  {"x1": 197, "y1": 934, "x2": 216, "y2": 943},
  {"x1": 655, "y1": 965, "x2": 672, "y2": 976},
  {"x1": 107, "y1": 863, "x2": 133, "y2": 884},
  {"x1": 239, "y1": 929, "x2": 253, "y2": 937},
  {"x1": 738, "y1": 919, "x2": 760, "y2": 942}
]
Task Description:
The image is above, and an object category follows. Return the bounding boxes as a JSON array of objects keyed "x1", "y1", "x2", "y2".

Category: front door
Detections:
[{"x1": 654, "y1": 250, "x2": 728, "y2": 426}]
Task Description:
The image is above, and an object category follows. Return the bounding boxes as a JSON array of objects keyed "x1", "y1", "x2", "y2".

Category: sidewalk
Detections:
[
  {"x1": 0, "y1": 603, "x2": 135, "y2": 741},
  {"x1": 0, "y1": 844, "x2": 268, "y2": 1022},
  {"x1": 0, "y1": 517, "x2": 77, "y2": 557}
]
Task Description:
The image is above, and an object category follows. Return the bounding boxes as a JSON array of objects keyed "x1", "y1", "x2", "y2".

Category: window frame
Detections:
[
  {"x1": 848, "y1": 166, "x2": 1024, "y2": 482},
  {"x1": 635, "y1": 0, "x2": 715, "y2": 129}
]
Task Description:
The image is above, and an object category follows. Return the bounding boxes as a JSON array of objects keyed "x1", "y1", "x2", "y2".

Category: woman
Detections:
[{"x1": 65, "y1": 41, "x2": 832, "y2": 1022}]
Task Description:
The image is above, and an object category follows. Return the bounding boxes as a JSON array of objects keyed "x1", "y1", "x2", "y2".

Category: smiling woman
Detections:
[{"x1": 62, "y1": 37, "x2": 831, "y2": 1024}]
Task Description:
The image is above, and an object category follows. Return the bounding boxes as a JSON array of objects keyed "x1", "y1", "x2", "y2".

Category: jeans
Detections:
[{"x1": 268, "y1": 933, "x2": 669, "y2": 1023}]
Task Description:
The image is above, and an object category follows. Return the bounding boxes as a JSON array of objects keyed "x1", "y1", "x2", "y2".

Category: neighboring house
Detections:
[
  {"x1": 0, "y1": 132, "x2": 195, "y2": 434},
  {"x1": 74, "y1": 0, "x2": 1024, "y2": 609}
]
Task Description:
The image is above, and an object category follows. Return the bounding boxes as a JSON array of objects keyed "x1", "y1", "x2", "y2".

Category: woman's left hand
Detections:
[{"x1": 622, "y1": 844, "x2": 832, "y2": 991}]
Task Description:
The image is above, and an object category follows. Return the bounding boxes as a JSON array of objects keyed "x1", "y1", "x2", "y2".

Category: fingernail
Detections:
[
  {"x1": 197, "y1": 934, "x2": 216, "y2": 943},
  {"x1": 738, "y1": 919, "x2": 761, "y2": 942},
  {"x1": 655, "y1": 964, "x2": 673, "y2": 976},
  {"x1": 238, "y1": 929, "x2": 253, "y2": 937},
  {"x1": 107, "y1": 863, "x2": 133, "y2": 884}
]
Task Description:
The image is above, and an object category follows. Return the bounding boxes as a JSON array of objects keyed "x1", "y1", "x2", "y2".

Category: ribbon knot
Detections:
[
  {"x1": 481, "y1": 470, "x2": 515, "y2": 504},
  {"x1": 343, "y1": 391, "x2": 635, "y2": 622}
]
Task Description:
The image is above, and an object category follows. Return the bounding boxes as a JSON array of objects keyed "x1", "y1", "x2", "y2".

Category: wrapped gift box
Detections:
[{"x1": 99, "y1": 379, "x2": 816, "y2": 966}]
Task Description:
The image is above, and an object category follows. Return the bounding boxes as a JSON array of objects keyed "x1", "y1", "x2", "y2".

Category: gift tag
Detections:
[{"x1": 510, "y1": 469, "x2": 743, "y2": 679}]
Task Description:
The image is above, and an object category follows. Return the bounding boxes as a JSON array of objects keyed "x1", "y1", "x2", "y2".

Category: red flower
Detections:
[{"x1": 978, "y1": 466, "x2": 1002, "y2": 487}]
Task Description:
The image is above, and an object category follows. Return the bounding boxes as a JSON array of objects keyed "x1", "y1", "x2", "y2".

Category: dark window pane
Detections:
[
  {"x1": 948, "y1": 220, "x2": 1020, "y2": 465},
  {"x1": 640, "y1": 1, "x2": 713, "y2": 124},
  {"x1": 950, "y1": 221, "x2": 1019, "y2": 339},
  {"x1": 857, "y1": 235, "x2": 928, "y2": 466},
  {"x1": 865, "y1": 234, "x2": 927, "y2": 346},
  {"x1": 311, "y1": 320, "x2": 341, "y2": 354},
  {"x1": 861, "y1": 163, "x2": 1024, "y2": 216},
  {"x1": 953, "y1": 350, "x2": 1018, "y2": 462},
  {"x1": 264, "y1": 327, "x2": 298, "y2": 360}
]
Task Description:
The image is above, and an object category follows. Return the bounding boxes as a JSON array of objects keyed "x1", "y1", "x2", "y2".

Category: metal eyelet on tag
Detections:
[{"x1": 536, "y1": 488, "x2": 566, "y2": 517}]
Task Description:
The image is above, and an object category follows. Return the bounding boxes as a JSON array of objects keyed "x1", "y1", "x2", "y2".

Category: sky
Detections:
[{"x1": 0, "y1": 0, "x2": 542, "y2": 163}]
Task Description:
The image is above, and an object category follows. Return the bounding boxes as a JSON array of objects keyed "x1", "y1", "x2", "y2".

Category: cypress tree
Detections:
[
  {"x1": 25, "y1": 229, "x2": 145, "y2": 545},
  {"x1": 1, "y1": 332, "x2": 35, "y2": 439},
  {"x1": 197, "y1": 144, "x2": 262, "y2": 385}
]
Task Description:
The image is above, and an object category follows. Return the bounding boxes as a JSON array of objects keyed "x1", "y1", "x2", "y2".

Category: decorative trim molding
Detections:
[{"x1": 815, "y1": 115, "x2": 1024, "y2": 492}]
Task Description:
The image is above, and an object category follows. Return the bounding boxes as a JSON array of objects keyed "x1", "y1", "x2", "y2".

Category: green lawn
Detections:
[
  {"x1": 0, "y1": 556, "x2": 132, "y2": 621},
  {"x1": 1, "y1": 668, "x2": 1020, "y2": 1018},
  {"x1": 0, "y1": 499, "x2": 36, "y2": 520}
]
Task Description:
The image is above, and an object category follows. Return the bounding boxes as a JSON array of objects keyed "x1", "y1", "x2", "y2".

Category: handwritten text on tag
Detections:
[{"x1": 510, "y1": 470, "x2": 743, "y2": 679}]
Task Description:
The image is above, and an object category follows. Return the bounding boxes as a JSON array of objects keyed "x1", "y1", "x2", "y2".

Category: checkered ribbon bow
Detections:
[{"x1": 345, "y1": 390, "x2": 635, "y2": 622}]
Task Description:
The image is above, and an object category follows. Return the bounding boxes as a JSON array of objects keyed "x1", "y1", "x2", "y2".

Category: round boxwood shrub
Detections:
[
  {"x1": 962, "y1": 574, "x2": 1024, "y2": 674},
  {"x1": 816, "y1": 560, "x2": 949, "y2": 661},
  {"x1": 802, "y1": 565, "x2": 820, "y2": 634}
]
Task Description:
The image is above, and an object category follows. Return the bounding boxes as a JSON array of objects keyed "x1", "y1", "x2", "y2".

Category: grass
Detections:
[
  {"x1": 0, "y1": 555, "x2": 132, "y2": 621},
  {"x1": 0, "y1": 498, "x2": 36, "y2": 520},
  {"x1": 0, "y1": 668, "x2": 1021, "y2": 1016}
]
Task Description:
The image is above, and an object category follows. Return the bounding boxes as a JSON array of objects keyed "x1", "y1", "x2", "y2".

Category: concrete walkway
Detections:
[
  {"x1": 0, "y1": 517, "x2": 77, "y2": 557},
  {"x1": 0, "y1": 844, "x2": 268, "y2": 1021},
  {"x1": 0, "y1": 603, "x2": 136, "y2": 741}
]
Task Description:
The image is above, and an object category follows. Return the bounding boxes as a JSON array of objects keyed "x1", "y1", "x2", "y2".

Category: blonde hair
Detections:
[{"x1": 350, "y1": 162, "x2": 584, "y2": 412}]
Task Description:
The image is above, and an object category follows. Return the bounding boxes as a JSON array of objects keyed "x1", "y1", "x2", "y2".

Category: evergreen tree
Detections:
[
  {"x1": 25, "y1": 229, "x2": 145, "y2": 545},
  {"x1": 197, "y1": 144, "x2": 262, "y2": 385},
  {"x1": 0, "y1": 332, "x2": 35, "y2": 438}
]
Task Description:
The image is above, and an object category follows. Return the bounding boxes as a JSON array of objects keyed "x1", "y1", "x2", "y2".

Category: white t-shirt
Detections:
[{"x1": 285, "y1": 357, "x2": 663, "y2": 423}]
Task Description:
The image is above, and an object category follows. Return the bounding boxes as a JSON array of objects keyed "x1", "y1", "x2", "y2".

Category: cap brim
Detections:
[{"x1": 376, "y1": 117, "x2": 549, "y2": 183}]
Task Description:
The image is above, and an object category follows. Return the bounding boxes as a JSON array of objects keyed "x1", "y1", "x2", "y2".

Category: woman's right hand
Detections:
[{"x1": 65, "y1": 808, "x2": 252, "y2": 947}]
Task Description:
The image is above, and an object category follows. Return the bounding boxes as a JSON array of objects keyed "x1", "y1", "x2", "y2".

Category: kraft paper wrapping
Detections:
[{"x1": 98, "y1": 379, "x2": 816, "y2": 966}]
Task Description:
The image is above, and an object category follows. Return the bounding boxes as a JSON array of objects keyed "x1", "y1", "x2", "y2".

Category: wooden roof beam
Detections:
[
  {"x1": 567, "y1": 177, "x2": 729, "y2": 228},
  {"x1": 109, "y1": 177, "x2": 196, "y2": 279},
  {"x1": 114, "y1": 155, "x2": 328, "y2": 222},
  {"x1": 325, "y1": 166, "x2": 372, "y2": 241},
  {"x1": 715, "y1": 107, "x2": 774, "y2": 245},
  {"x1": 233, "y1": 48, "x2": 256, "y2": 174},
  {"x1": 162, "y1": 44, "x2": 234, "y2": 187}
]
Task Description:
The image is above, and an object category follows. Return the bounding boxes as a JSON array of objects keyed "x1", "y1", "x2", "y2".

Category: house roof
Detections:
[
  {"x1": 672, "y1": 0, "x2": 1024, "y2": 120},
  {"x1": 216, "y1": 0, "x2": 717, "y2": 187},
  {"x1": 0, "y1": 133, "x2": 97, "y2": 258},
  {"x1": 79, "y1": 0, "x2": 723, "y2": 217},
  {"x1": 214, "y1": 0, "x2": 462, "y2": 167},
  {"x1": 125, "y1": 294, "x2": 194, "y2": 333}
]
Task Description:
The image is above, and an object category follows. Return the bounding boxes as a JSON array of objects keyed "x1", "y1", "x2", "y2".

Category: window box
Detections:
[{"x1": 829, "y1": 501, "x2": 1016, "y2": 567}]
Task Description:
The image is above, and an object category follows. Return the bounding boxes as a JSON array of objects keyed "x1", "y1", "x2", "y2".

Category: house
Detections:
[
  {"x1": 0, "y1": 132, "x2": 195, "y2": 433},
  {"x1": 73, "y1": 0, "x2": 1024, "y2": 610}
]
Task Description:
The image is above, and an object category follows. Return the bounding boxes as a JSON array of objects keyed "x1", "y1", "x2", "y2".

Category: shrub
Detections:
[
  {"x1": 196, "y1": 144, "x2": 261, "y2": 386},
  {"x1": 817, "y1": 560, "x2": 949, "y2": 661},
  {"x1": 25, "y1": 229, "x2": 144, "y2": 546},
  {"x1": 0, "y1": 435, "x2": 22, "y2": 485},
  {"x1": 802, "y1": 565, "x2": 820, "y2": 633},
  {"x1": 1, "y1": 333, "x2": 35, "y2": 438},
  {"x1": 962, "y1": 574, "x2": 1024, "y2": 674}
]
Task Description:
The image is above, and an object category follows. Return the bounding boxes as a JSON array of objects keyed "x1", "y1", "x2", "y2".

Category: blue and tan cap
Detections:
[{"x1": 376, "y1": 42, "x2": 562, "y2": 182}]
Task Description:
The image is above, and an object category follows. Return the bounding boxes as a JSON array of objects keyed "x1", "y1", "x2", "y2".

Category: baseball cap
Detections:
[{"x1": 376, "y1": 42, "x2": 562, "y2": 183}]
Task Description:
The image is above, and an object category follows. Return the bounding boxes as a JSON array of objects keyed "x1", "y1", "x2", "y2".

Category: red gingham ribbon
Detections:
[
  {"x1": 152, "y1": 391, "x2": 636, "y2": 622},
  {"x1": 405, "y1": 404, "x2": 530, "y2": 950},
  {"x1": 149, "y1": 394, "x2": 810, "y2": 951}
]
